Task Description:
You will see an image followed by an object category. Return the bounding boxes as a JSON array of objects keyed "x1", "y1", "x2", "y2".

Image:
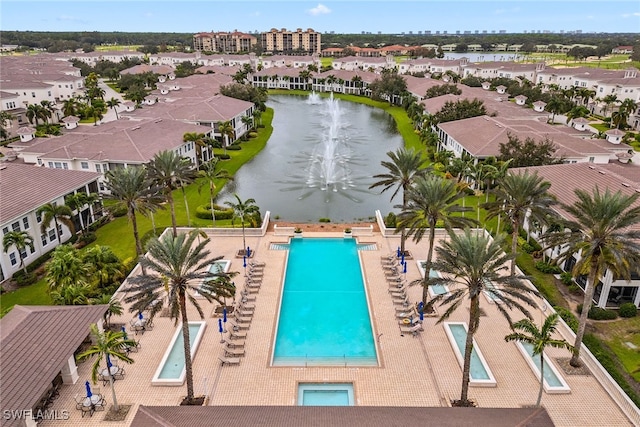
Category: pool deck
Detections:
[{"x1": 43, "y1": 229, "x2": 635, "y2": 427}]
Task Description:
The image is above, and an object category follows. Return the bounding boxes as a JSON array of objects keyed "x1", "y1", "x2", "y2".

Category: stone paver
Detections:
[{"x1": 42, "y1": 230, "x2": 634, "y2": 427}]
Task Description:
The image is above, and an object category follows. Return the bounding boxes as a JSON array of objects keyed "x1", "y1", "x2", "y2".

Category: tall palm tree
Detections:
[
  {"x1": 430, "y1": 229, "x2": 539, "y2": 406},
  {"x1": 2, "y1": 230, "x2": 34, "y2": 275},
  {"x1": 91, "y1": 294, "x2": 124, "y2": 329},
  {"x1": 104, "y1": 166, "x2": 164, "y2": 262},
  {"x1": 45, "y1": 244, "x2": 89, "y2": 289},
  {"x1": 37, "y1": 202, "x2": 74, "y2": 243},
  {"x1": 545, "y1": 96, "x2": 564, "y2": 124},
  {"x1": 252, "y1": 109, "x2": 262, "y2": 127},
  {"x1": 543, "y1": 187, "x2": 640, "y2": 367},
  {"x1": 601, "y1": 94, "x2": 618, "y2": 118},
  {"x1": 26, "y1": 104, "x2": 46, "y2": 126},
  {"x1": 124, "y1": 231, "x2": 236, "y2": 403},
  {"x1": 218, "y1": 120, "x2": 235, "y2": 149},
  {"x1": 50, "y1": 284, "x2": 91, "y2": 305},
  {"x1": 61, "y1": 99, "x2": 77, "y2": 118},
  {"x1": 0, "y1": 110, "x2": 15, "y2": 139},
  {"x1": 225, "y1": 194, "x2": 259, "y2": 254},
  {"x1": 370, "y1": 148, "x2": 430, "y2": 256},
  {"x1": 240, "y1": 115, "x2": 253, "y2": 136},
  {"x1": 65, "y1": 192, "x2": 99, "y2": 235},
  {"x1": 198, "y1": 159, "x2": 233, "y2": 227},
  {"x1": 77, "y1": 324, "x2": 135, "y2": 411},
  {"x1": 106, "y1": 97, "x2": 121, "y2": 120},
  {"x1": 398, "y1": 176, "x2": 475, "y2": 305},
  {"x1": 147, "y1": 150, "x2": 199, "y2": 237},
  {"x1": 483, "y1": 171, "x2": 557, "y2": 276},
  {"x1": 504, "y1": 313, "x2": 573, "y2": 407},
  {"x1": 614, "y1": 99, "x2": 638, "y2": 129},
  {"x1": 183, "y1": 132, "x2": 207, "y2": 166}
]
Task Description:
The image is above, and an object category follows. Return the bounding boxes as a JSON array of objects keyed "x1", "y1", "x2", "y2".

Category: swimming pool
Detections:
[
  {"x1": 151, "y1": 321, "x2": 206, "y2": 386},
  {"x1": 443, "y1": 322, "x2": 497, "y2": 387},
  {"x1": 516, "y1": 341, "x2": 571, "y2": 394},
  {"x1": 298, "y1": 383, "x2": 355, "y2": 406},
  {"x1": 272, "y1": 238, "x2": 378, "y2": 366}
]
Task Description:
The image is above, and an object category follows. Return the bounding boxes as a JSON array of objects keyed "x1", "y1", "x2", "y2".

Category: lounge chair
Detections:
[
  {"x1": 395, "y1": 309, "x2": 417, "y2": 319},
  {"x1": 393, "y1": 297, "x2": 411, "y2": 307},
  {"x1": 389, "y1": 284, "x2": 408, "y2": 294},
  {"x1": 246, "y1": 280, "x2": 261, "y2": 288},
  {"x1": 224, "y1": 345, "x2": 245, "y2": 357},
  {"x1": 224, "y1": 338, "x2": 245, "y2": 348},
  {"x1": 249, "y1": 261, "x2": 266, "y2": 267},
  {"x1": 241, "y1": 294, "x2": 256, "y2": 303},
  {"x1": 228, "y1": 320, "x2": 250, "y2": 331},
  {"x1": 219, "y1": 356, "x2": 241, "y2": 366},
  {"x1": 236, "y1": 308, "x2": 253, "y2": 318},
  {"x1": 234, "y1": 314, "x2": 252, "y2": 324},
  {"x1": 237, "y1": 301, "x2": 255, "y2": 311},
  {"x1": 229, "y1": 330, "x2": 247, "y2": 340},
  {"x1": 400, "y1": 323, "x2": 424, "y2": 336}
]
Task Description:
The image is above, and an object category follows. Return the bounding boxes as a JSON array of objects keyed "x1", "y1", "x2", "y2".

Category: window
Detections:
[
  {"x1": 7, "y1": 101, "x2": 16, "y2": 109},
  {"x1": 19, "y1": 248, "x2": 27, "y2": 260},
  {"x1": 41, "y1": 234, "x2": 48, "y2": 246},
  {"x1": 31, "y1": 92, "x2": 36, "y2": 98},
  {"x1": 81, "y1": 161, "x2": 89, "y2": 169},
  {"x1": 96, "y1": 164, "x2": 102, "y2": 173},
  {"x1": 9, "y1": 253, "x2": 17, "y2": 266},
  {"x1": 29, "y1": 245, "x2": 35, "y2": 255},
  {"x1": 22, "y1": 217, "x2": 29, "y2": 229},
  {"x1": 47, "y1": 91, "x2": 51, "y2": 96},
  {"x1": 36, "y1": 210, "x2": 42, "y2": 223},
  {"x1": 2, "y1": 227, "x2": 8, "y2": 235},
  {"x1": 589, "y1": 156, "x2": 595, "y2": 163},
  {"x1": 11, "y1": 221, "x2": 20, "y2": 232},
  {"x1": 48, "y1": 229, "x2": 57, "y2": 241}
]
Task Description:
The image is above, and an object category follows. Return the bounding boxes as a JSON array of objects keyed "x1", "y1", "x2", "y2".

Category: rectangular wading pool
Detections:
[
  {"x1": 298, "y1": 383, "x2": 355, "y2": 406},
  {"x1": 443, "y1": 322, "x2": 497, "y2": 387},
  {"x1": 416, "y1": 262, "x2": 450, "y2": 297},
  {"x1": 272, "y1": 238, "x2": 378, "y2": 366},
  {"x1": 516, "y1": 341, "x2": 571, "y2": 394},
  {"x1": 151, "y1": 321, "x2": 206, "y2": 386}
]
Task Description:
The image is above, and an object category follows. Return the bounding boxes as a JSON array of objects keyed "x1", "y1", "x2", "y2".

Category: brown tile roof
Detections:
[
  {"x1": 0, "y1": 305, "x2": 108, "y2": 425},
  {"x1": 0, "y1": 162, "x2": 100, "y2": 223},
  {"x1": 131, "y1": 405, "x2": 555, "y2": 427}
]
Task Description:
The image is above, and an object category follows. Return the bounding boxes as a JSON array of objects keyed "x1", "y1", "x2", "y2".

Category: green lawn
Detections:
[
  {"x1": 0, "y1": 278, "x2": 51, "y2": 315},
  {"x1": 594, "y1": 316, "x2": 640, "y2": 382}
]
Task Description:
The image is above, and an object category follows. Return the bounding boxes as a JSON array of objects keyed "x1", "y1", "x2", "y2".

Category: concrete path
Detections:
[{"x1": 98, "y1": 79, "x2": 126, "y2": 123}]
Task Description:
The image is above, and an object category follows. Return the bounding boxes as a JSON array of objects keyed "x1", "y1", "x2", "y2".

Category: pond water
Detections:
[{"x1": 218, "y1": 94, "x2": 404, "y2": 222}]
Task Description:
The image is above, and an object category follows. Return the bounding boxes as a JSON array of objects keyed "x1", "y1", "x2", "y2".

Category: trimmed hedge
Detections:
[
  {"x1": 226, "y1": 145, "x2": 242, "y2": 151},
  {"x1": 195, "y1": 204, "x2": 234, "y2": 220},
  {"x1": 217, "y1": 154, "x2": 231, "y2": 160},
  {"x1": 618, "y1": 302, "x2": 637, "y2": 318},
  {"x1": 12, "y1": 270, "x2": 38, "y2": 287},
  {"x1": 110, "y1": 205, "x2": 128, "y2": 217},
  {"x1": 577, "y1": 304, "x2": 618, "y2": 320},
  {"x1": 554, "y1": 306, "x2": 579, "y2": 331},
  {"x1": 384, "y1": 212, "x2": 397, "y2": 228},
  {"x1": 535, "y1": 261, "x2": 562, "y2": 274}
]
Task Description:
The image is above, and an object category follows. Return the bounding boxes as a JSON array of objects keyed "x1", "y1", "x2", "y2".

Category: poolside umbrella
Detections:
[
  {"x1": 397, "y1": 247, "x2": 401, "y2": 257},
  {"x1": 218, "y1": 318, "x2": 224, "y2": 343},
  {"x1": 243, "y1": 255, "x2": 247, "y2": 268},
  {"x1": 121, "y1": 326, "x2": 128, "y2": 339},
  {"x1": 247, "y1": 246, "x2": 251, "y2": 257},
  {"x1": 403, "y1": 262, "x2": 407, "y2": 274},
  {"x1": 138, "y1": 312, "x2": 143, "y2": 320},
  {"x1": 106, "y1": 354, "x2": 112, "y2": 368},
  {"x1": 418, "y1": 301, "x2": 424, "y2": 322},
  {"x1": 401, "y1": 252, "x2": 405, "y2": 265},
  {"x1": 85, "y1": 381, "x2": 92, "y2": 397}
]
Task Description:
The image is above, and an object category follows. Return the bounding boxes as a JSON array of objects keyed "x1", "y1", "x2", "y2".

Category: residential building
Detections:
[
  {"x1": 0, "y1": 162, "x2": 101, "y2": 281},
  {"x1": 193, "y1": 31, "x2": 257, "y2": 53},
  {"x1": 260, "y1": 28, "x2": 321, "y2": 54}
]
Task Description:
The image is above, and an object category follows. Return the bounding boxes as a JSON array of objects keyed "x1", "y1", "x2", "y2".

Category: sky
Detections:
[{"x1": 1, "y1": 0, "x2": 639, "y2": 34}]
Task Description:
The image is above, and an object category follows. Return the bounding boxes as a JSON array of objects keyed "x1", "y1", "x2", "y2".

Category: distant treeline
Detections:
[{"x1": 0, "y1": 30, "x2": 637, "y2": 53}]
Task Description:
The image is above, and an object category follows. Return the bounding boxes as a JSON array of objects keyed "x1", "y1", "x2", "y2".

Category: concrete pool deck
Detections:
[{"x1": 42, "y1": 229, "x2": 637, "y2": 427}]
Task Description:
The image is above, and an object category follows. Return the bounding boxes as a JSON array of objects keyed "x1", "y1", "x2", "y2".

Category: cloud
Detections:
[
  {"x1": 56, "y1": 14, "x2": 86, "y2": 23},
  {"x1": 308, "y1": 4, "x2": 331, "y2": 16},
  {"x1": 621, "y1": 12, "x2": 640, "y2": 18}
]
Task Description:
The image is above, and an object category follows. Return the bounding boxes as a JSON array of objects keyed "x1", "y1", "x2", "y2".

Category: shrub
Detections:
[
  {"x1": 248, "y1": 131, "x2": 258, "y2": 138},
  {"x1": 78, "y1": 232, "x2": 97, "y2": 245},
  {"x1": 13, "y1": 271, "x2": 37, "y2": 287},
  {"x1": 195, "y1": 204, "x2": 234, "y2": 220},
  {"x1": 554, "y1": 306, "x2": 578, "y2": 332},
  {"x1": 26, "y1": 252, "x2": 52, "y2": 273},
  {"x1": 318, "y1": 218, "x2": 331, "y2": 223},
  {"x1": 109, "y1": 205, "x2": 128, "y2": 217},
  {"x1": 217, "y1": 154, "x2": 231, "y2": 160},
  {"x1": 535, "y1": 261, "x2": 562, "y2": 274},
  {"x1": 560, "y1": 271, "x2": 573, "y2": 286},
  {"x1": 226, "y1": 144, "x2": 242, "y2": 151},
  {"x1": 577, "y1": 304, "x2": 618, "y2": 320},
  {"x1": 568, "y1": 283, "x2": 581, "y2": 294},
  {"x1": 618, "y1": 302, "x2": 637, "y2": 318},
  {"x1": 384, "y1": 212, "x2": 397, "y2": 228}
]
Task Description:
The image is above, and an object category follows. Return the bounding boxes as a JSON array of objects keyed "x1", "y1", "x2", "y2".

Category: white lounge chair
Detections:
[{"x1": 219, "y1": 356, "x2": 241, "y2": 366}]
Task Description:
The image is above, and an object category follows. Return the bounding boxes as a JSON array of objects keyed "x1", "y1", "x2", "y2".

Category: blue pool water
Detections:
[
  {"x1": 299, "y1": 383, "x2": 354, "y2": 406},
  {"x1": 273, "y1": 238, "x2": 377, "y2": 366},
  {"x1": 448, "y1": 324, "x2": 491, "y2": 380},
  {"x1": 521, "y1": 342, "x2": 564, "y2": 387},
  {"x1": 158, "y1": 324, "x2": 202, "y2": 379},
  {"x1": 428, "y1": 268, "x2": 448, "y2": 295}
]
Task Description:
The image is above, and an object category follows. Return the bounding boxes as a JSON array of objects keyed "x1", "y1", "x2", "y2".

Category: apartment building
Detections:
[
  {"x1": 260, "y1": 28, "x2": 321, "y2": 54},
  {"x1": 193, "y1": 31, "x2": 257, "y2": 53}
]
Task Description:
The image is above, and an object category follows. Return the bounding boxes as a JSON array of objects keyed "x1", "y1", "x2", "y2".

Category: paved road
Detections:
[{"x1": 98, "y1": 79, "x2": 126, "y2": 123}]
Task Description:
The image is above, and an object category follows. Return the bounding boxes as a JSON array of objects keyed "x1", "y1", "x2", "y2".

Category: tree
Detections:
[
  {"x1": 397, "y1": 176, "x2": 475, "y2": 305},
  {"x1": 483, "y1": 171, "x2": 557, "y2": 276},
  {"x1": 183, "y1": 132, "x2": 207, "y2": 166},
  {"x1": 367, "y1": 69, "x2": 407, "y2": 104},
  {"x1": 430, "y1": 229, "x2": 539, "y2": 406},
  {"x1": 77, "y1": 324, "x2": 135, "y2": 411},
  {"x1": 498, "y1": 133, "x2": 562, "y2": 168},
  {"x1": 26, "y1": 104, "x2": 47, "y2": 126},
  {"x1": 434, "y1": 98, "x2": 486, "y2": 124},
  {"x1": 37, "y1": 202, "x2": 74, "y2": 243},
  {"x1": 543, "y1": 188, "x2": 640, "y2": 367},
  {"x1": 601, "y1": 94, "x2": 618, "y2": 118},
  {"x1": 147, "y1": 150, "x2": 199, "y2": 237},
  {"x1": 198, "y1": 159, "x2": 233, "y2": 227},
  {"x1": 565, "y1": 105, "x2": 589, "y2": 124},
  {"x1": 504, "y1": 313, "x2": 573, "y2": 407},
  {"x1": 125, "y1": 231, "x2": 236, "y2": 404},
  {"x1": 0, "y1": 110, "x2": 15, "y2": 139},
  {"x1": 106, "y1": 97, "x2": 121, "y2": 120},
  {"x1": 84, "y1": 245, "x2": 125, "y2": 290},
  {"x1": 614, "y1": 99, "x2": 638, "y2": 129},
  {"x1": 104, "y1": 166, "x2": 164, "y2": 262},
  {"x1": 2, "y1": 231, "x2": 34, "y2": 275},
  {"x1": 65, "y1": 192, "x2": 99, "y2": 235},
  {"x1": 50, "y1": 283, "x2": 91, "y2": 305},
  {"x1": 225, "y1": 194, "x2": 260, "y2": 254},
  {"x1": 45, "y1": 244, "x2": 89, "y2": 289},
  {"x1": 369, "y1": 148, "x2": 430, "y2": 255},
  {"x1": 240, "y1": 115, "x2": 253, "y2": 136},
  {"x1": 218, "y1": 120, "x2": 235, "y2": 148},
  {"x1": 91, "y1": 294, "x2": 124, "y2": 329}
]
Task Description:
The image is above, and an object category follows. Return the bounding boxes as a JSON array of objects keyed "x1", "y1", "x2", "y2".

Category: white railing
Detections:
[
  {"x1": 375, "y1": 210, "x2": 396, "y2": 237},
  {"x1": 273, "y1": 225, "x2": 295, "y2": 236}
]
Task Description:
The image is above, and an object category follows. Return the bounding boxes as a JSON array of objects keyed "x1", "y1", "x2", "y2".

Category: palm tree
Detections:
[
  {"x1": 91, "y1": 294, "x2": 124, "y2": 329},
  {"x1": 615, "y1": 99, "x2": 638, "y2": 129},
  {"x1": 543, "y1": 187, "x2": 640, "y2": 367},
  {"x1": 0, "y1": 110, "x2": 15, "y2": 139},
  {"x1": 240, "y1": 115, "x2": 253, "y2": 136},
  {"x1": 2, "y1": 230, "x2": 34, "y2": 275},
  {"x1": 104, "y1": 166, "x2": 164, "y2": 262},
  {"x1": 45, "y1": 244, "x2": 89, "y2": 289},
  {"x1": 106, "y1": 97, "x2": 121, "y2": 120},
  {"x1": 370, "y1": 148, "x2": 430, "y2": 256},
  {"x1": 218, "y1": 120, "x2": 235, "y2": 150},
  {"x1": 430, "y1": 229, "x2": 539, "y2": 406},
  {"x1": 183, "y1": 132, "x2": 207, "y2": 166},
  {"x1": 483, "y1": 171, "x2": 557, "y2": 276},
  {"x1": 147, "y1": 150, "x2": 199, "y2": 237},
  {"x1": 39, "y1": 100, "x2": 54, "y2": 124},
  {"x1": 545, "y1": 96, "x2": 564, "y2": 124},
  {"x1": 504, "y1": 313, "x2": 573, "y2": 407},
  {"x1": 397, "y1": 176, "x2": 476, "y2": 305},
  {"x1": 50, "y1": 284, "x2": 91, "y2": 305},
  {"x1": 26, "y1": 104, "x2": 46, "y2": 126},
  {"x1": 565, "y1": 105, "x2": 590, "y2": 124},
  {"x1": 84, "y1": 245, "x2": 125, "y2": 289},
  {"x1": 65, "y1": 192, "x2": 99, "y2": 235},
  {"x1": 601, "y1": 94, "x2": 618, "y2": 118},
  {"x1": 225, "y1": 194, "x2": 260, "y2": 254},
  {"x1": 37, "y1": 202, "x2": 74, "y2": 243},
  {"x1": 61, "y1": 99, "x2": 77, "y2": 117},
  {"x1": 124, "y1": 231, "x2": 236, "y2": 403},
  {"x1": 198, "y1": 159, "x2": 233, "y2": 227},
  {"x1": 77, "y1": 324, "x2": 135, "y2": 411},
  {"x1": 252, "y1": 109, "x2": 262, "y2": 127}
]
